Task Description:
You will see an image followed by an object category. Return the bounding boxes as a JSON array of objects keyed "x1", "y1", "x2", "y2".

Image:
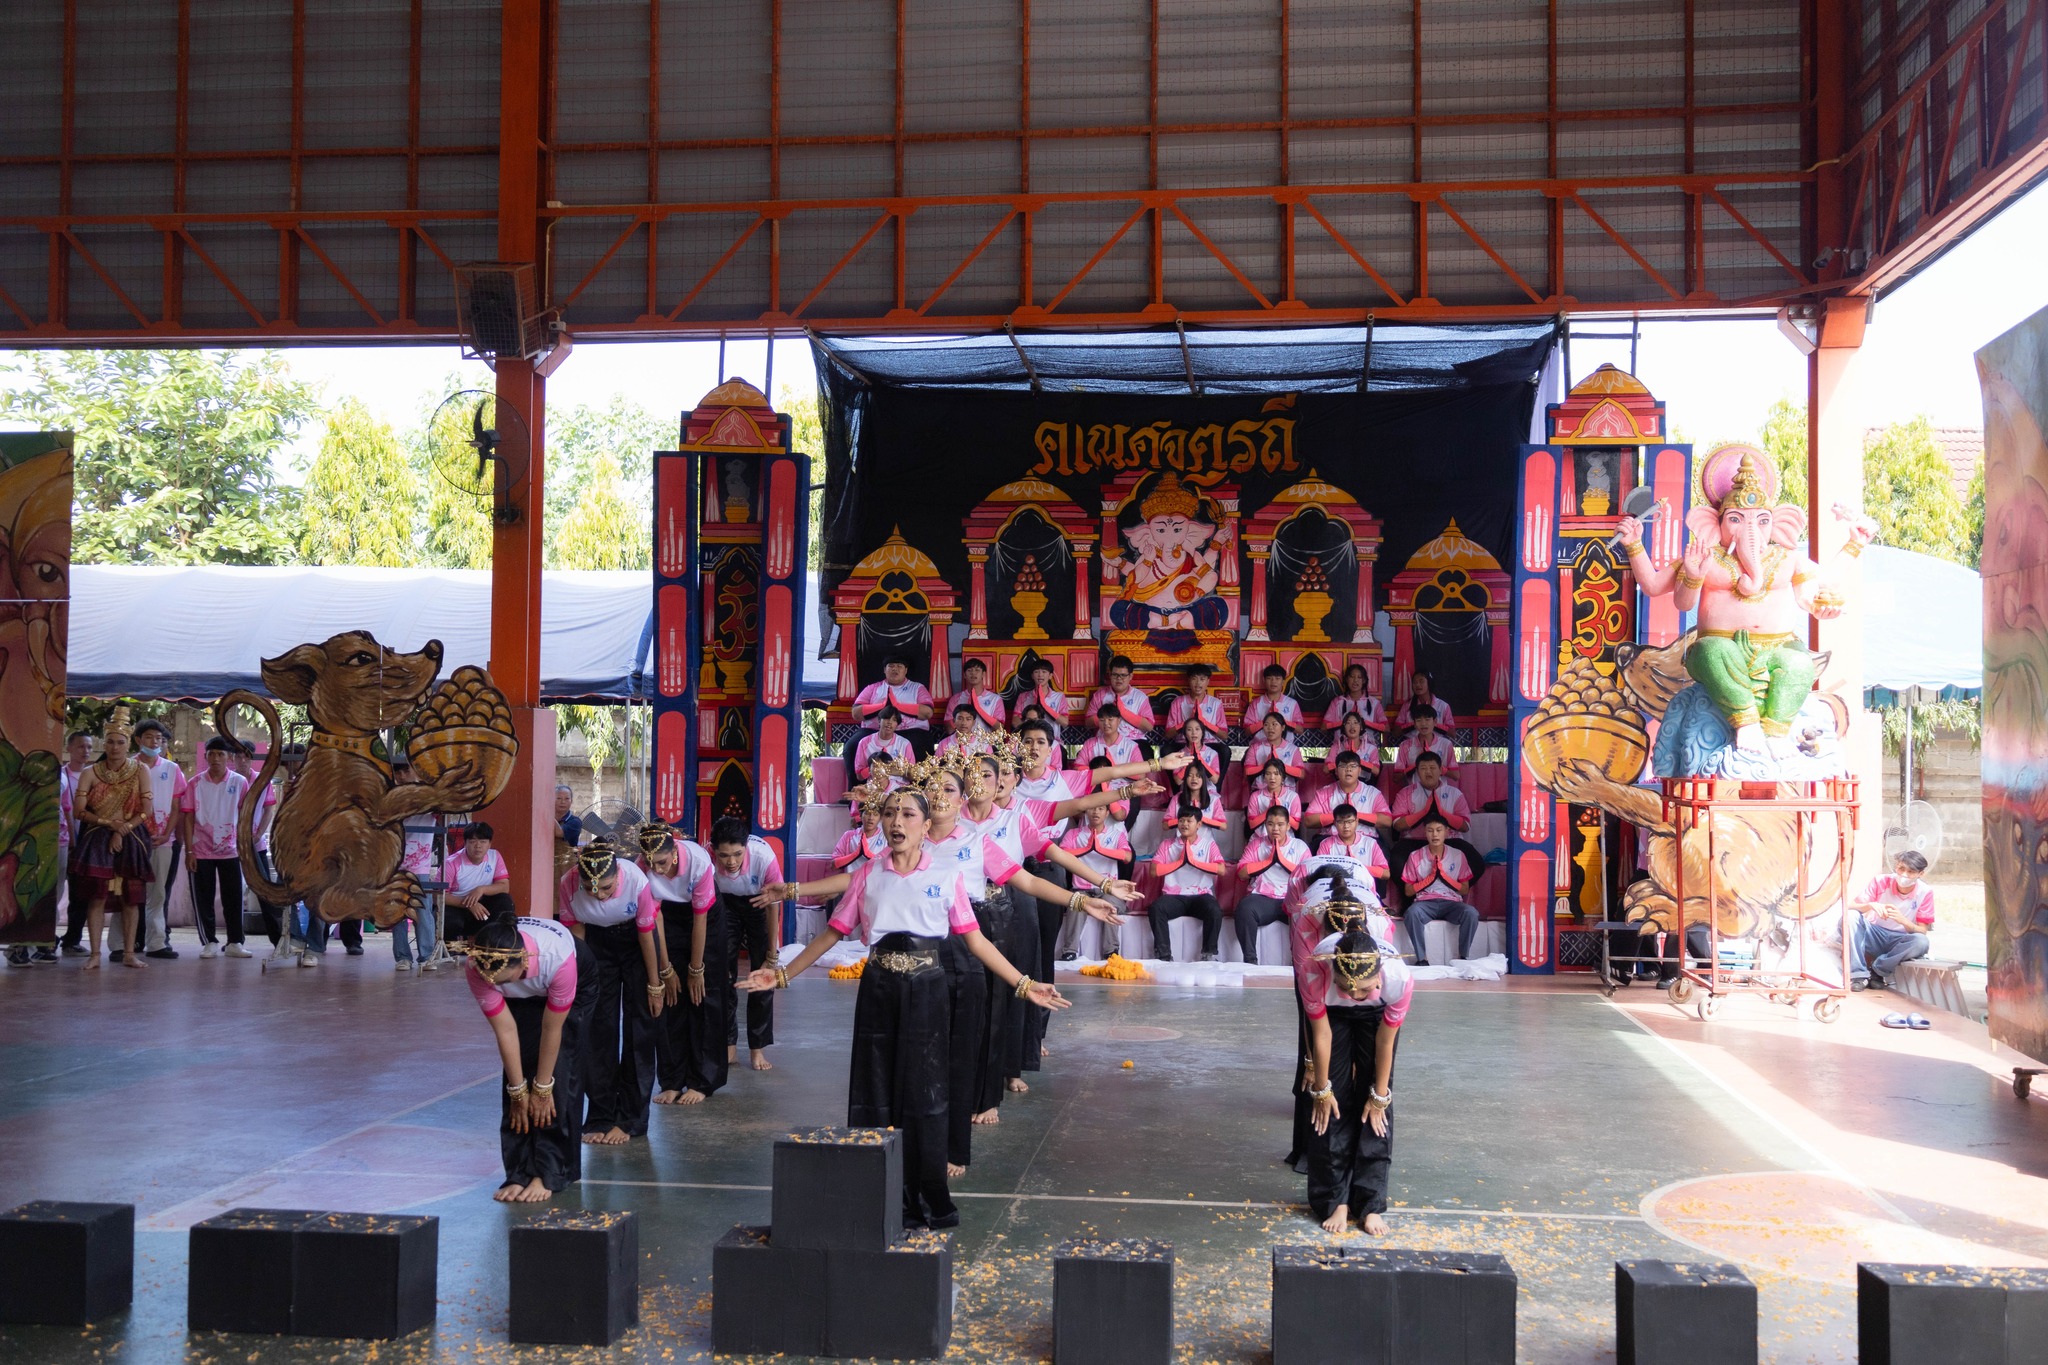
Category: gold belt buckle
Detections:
[{"x1": 874, "y1": 950, "x2": 926, "y2": 973}]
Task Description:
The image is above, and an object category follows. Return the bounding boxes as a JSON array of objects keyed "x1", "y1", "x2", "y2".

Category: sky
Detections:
[{"x1": 8, "y1": 177, "x2": 2048, "y2": 475}]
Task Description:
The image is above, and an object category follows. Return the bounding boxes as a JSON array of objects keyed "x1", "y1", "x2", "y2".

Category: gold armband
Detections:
[{"x1": 1674, "y1": 564, "x2": 1704, "y2": 589}]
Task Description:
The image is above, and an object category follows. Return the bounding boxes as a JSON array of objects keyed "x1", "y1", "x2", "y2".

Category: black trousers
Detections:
[
  {"x1": 249, "y1": 850, "x2": 290, "y2": 945},
  {"x1": 722, "y1": 894, "x2": 776, "y2": 1050},
  {"x1": 191, "y1": 857, "x2": 246, "y2": 945},
  {"x1": 501, "y1": 940, "x2": 597, "y2": 1191},
  {"x1": 996, "y1": 881, "x2": 1040, "y2": 1081},
  {"x1": 1235, "y1": 893, "x2": 1288, "y2": 964},
  {"x1": 654, "y1": 902, "x2": 731, "y2": 1097},
  {"x1": 969, "y1": 891, "x2": 1016, "y2": 1117},
  {"x1": 1022, "y1": 858, "x2": 1069, "y2": 1072},
  {"x1": 941, "y1": 927, "x2": 988, "y2": 1167},
  {"x1": 1287, "y1": 990, "x2": 1313, "y2": 1173},
  {"x1": 847, "y1": 935, "x2": 956, "y2": 1229},
  {"x1": 442, "y1": 891, "x2": 515, "y2": 945},
  {"x1": 1150, "y1": 893, "x2": 1222, "y2": 959},
  {"x1": 1306, "y1": 1003, "x2": 1398, "y2": 1221},
  {"x1": 581, "y1": 921, "x2": 656, "y2": 1138}
]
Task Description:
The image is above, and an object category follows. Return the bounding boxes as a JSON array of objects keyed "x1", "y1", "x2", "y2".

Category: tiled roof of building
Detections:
[{"x1": 1867, "y1": 425, "x2": 1981, "y2": 503}]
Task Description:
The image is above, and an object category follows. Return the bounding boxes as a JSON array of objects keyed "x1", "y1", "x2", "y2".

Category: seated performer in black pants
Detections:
[
  {"x1": 557, "y1": 838, "x2": 664, "y2": 1147},
  {"x1": 1234, "y1": 803, "x2": 1309, "y2": 964},
  {"x1": 1300, "y1": 929, "x2": 1413, "y2": 1235},
  {"x1": 1147, "y1": 807, "x2": 1225, "y2": 961},
  {"x1": 460, "y1": 911, "x2": 599, "y2": 1204},
  {"x1": 1398, "y1": 815, "x2": 1481, "y2": 966}
]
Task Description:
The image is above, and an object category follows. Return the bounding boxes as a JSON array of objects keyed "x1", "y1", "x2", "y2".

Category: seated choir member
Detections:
[
  {"x1": 851, "y1": 706, "x2": 914, "y2": 784},
  {"x1": 1330, "y1": 712, "x2": 1383, "y2": 780},
  {"x1": 1235, "y1": 804, "x2": 1311, "y2": 964},
  {"x1": 1388, "y1": 753, "x2": 1483, "y2": 874},
  {"x1": 1395, "y1": 670, "x2": 1455, "y2": 737},
  {"x1": 1317, "y1": 804, "x2": 1390, "y2": 891},
  {"x1": 946, "y1": 657, "x2": 1007, "y2": 734},
  {"x1": 852, "y1": 654, "x2": 936, "y2": 758},
  {"x1": 1055, "y1": 802, "x2": 1134, "y2": 961},
  {"x1": 1244, "y1": 662, "x2": 1305, "y2": 731},
  {"x1": 1243, "y1": 712, "x2": 1306, "y2": 791},
  {"x1": 1011, "y1": 658, "x2": 1068, "y2": 730},
  {"x1": 1305, "y1": 749, "x2": 1391, "y2": 839},
  {"x1": 1323, "y1": 663, "x2": 1387, "y2": 734},
  {"x1": 1147, "y1": 807, "x2": 1225, "y2": 962},
  {"x1": 934, "y1": 704, "x2": 984, "y2": 759},
  {"x1": 1247, "y1": 758, "x2": 1303, "y2": 832},
  {"x1": 1086, "y1": 654, "x2": 1156, "y2": 742},
  {"x1": 1399, "y1": 815, "x2": 1481, "y2": 967},
  {"x1": 1164, "y1": 662, "x2": 1228, "y2": 742},
  {"x1": 1173, "y1": 715, "x2": 1225, "y2": 791},
  {"x1": 1166, "y1": 766, "x2": 1227, "y2": 831},
  {"x1": 1077, "y1": 705, "x2": 1144, "y2": 769},
  {"x1": 1392, "y1": 709, "x2": 1458, "y2": 778}
]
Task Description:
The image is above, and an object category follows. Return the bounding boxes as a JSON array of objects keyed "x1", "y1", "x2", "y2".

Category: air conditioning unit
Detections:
[{"x1": 453, "y1": 262, "x2": 556, "y2": 365}]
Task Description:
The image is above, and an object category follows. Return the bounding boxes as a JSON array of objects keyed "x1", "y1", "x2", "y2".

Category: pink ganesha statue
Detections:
[{"x1": 1616, "y1": 443, "x2": 1874, "y2": 768}]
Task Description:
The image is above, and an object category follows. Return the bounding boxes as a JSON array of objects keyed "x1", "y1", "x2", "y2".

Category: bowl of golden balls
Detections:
[
  {"x1": 407, "y1": 665, "x2": 520, "y2": 807},
  {"x1": 1522, "y1": 656, "x2": 1650, "y2": 790}
]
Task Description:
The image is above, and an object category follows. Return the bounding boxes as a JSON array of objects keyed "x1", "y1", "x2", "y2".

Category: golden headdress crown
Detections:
[
  {"x1": 103, "y1": 705, "x2": 133, "y2": 743},
  {"x1": 634, "y1": 822, "x2": 679, "y2": 858},
  {"x1": 1321, "y1": 899, "x2": 1374, "y2": 933},
  {"x1": 991, "y1": 729, "x2": 1023, "y2": 774},
  {"x1": 575, "y1": 837, "x2": 620, "y2": 883},
  {"x1": 449, "y1": 938, "x2": 529, "y2": 973},
  {"x1": 1139, "y1": 473, "x2": 1199, "y2": 522},
  {"x1": 1316, "y1": 944, "x2": 1385, "y2": 988},
  {"x1": 1722, "y1": 450, "x2": 1767, "y2": 510}
]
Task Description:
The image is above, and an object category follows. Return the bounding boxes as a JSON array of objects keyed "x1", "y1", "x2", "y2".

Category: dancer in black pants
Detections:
[
  {"x1": 1301, "y1": 930, "x2": 1413, "y2": 1235},
  {"x1": 747, "y1": 787, "x2": 1068, "y2": 1229},
  {"x1": 709, "y1": 818, "x2": 783, "y2": 1073},
  {"x1": 635, "y1": 823, "x2": 725, "y2": 1105},
  {"x1": 558, "y1": 838, "x2": 665, "y2": 1148},
  {"x1": 460, "y1": 913, "x2": 598, "y2": 1203}
]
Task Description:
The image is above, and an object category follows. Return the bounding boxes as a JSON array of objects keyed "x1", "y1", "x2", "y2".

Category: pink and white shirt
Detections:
[
  {"x1": 1393, "y1": 733, "x2": 1458, "y2": 775},
  {"x1": 181, "y1": 769, "x2": 248, "y2": 861},
  {"x1": 713, "y1": 838, "x2": 784, "y2": 901},
  {"x1": 1316, "y1": 832, "x2": 1390, "y2": 879},
  {"x1": 645, "y1": 841, "x2": 716, "y2": 914},
  {"x1": 831, "y1": 827, "x2": 890, "y2": 873},
  {"x1": 1152, "y1": 831, "x2": 1225, "y2": 896},
  {"x1": 141, "y1": 756, "x2": 188, "y2": 844},
  {"x1": 1393, "y1": 780, "x2": 1471, "y2": 833},
  {"x1": 467, "y1": 918, "x2": 580, "y2": 1017},
  {"x1": 946, "y1": 686, "x2": 1009, "y2": 733},
  {"x1": 1324, "y1": 693, "x2": 1388, "y2": 732},
  {"x1": 1402, "y1": 846, "x2": 1475, "y2": 902},
  {"x1": 558, "y1": 859, "x2": 660, "y2": 930},
  {"x1": 853, "y1": 731, "x2": 914, "y2": 782},
  {"x1": 927, "y1": 824, "x2": 1027, "y2": 905},
  {"x1": 1178, "y1": 740, "x2": 1225, "y2": 785},
  {"x1": 934, "y1": 732, "x2": 989, "y2": 762},
  {"x1": 1059, "y1": 823, "x2": 1133, "y2": 886},
  {"x1": 828, "y1": 849, "x2": 980, "y2": 940},
  {"x1": 1244, "y1": 738, "x2": 1307, "y2": 786},
  {"x1": 1399, "y1": 695, "x2": 1455, "y2": 732},
  {"x1": 1011, "y1": 684, "x2": 1069, "y2": 728},
  {"x1": 1297, "y1": 930, "x2": 1413, "y2": 1023},
  {"x1": 1086, "y1": 686, "x2": 1156, "y2": 734},
  {"x1": 855, "y1": 679, "x2": 934, "y2": 732},
  {"x1": 1244, "y1": 693, "x2": 1305, "y2": 731},
  {"x1": 1247, "y1": 785, "x2": 1304, "y2": 831},
  {"x1": 1165, "y1": 691, "x2": 1229, "y2": 740},
  {"x1": 1308, "y1": 780, "x2": 1392, "y2": 826},
  {"x1": 1015, "y1": 766, "x2": 1089, "y2": 837},
  {"x1": 1077, "y1": 733, "x2": 1143, "y2": 769},
  {"x1": 1238, "y1": 832, "x2": 1311, "y2": 900},
  {"x1": 1858, "y1": 874, "x2": 1936, "y2": 927},
  {"x1": 449, "y1": 845, "x2": 512, "y2": 898}
]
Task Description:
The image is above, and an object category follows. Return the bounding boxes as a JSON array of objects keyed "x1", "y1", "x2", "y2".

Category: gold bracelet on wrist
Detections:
[
  {"x1": 660, "y1": 965, "x2": 678, "y2": 980},
  {"x1": 531, "y1": 1078, "x2": 554, "y2": 1097},
  {"x1": 1842, "y1": 540, "x2": 1864, "y2": 558},
  {"x1": 1619, "y1": 537, "x2": 1644, "y2": 555},
  {"x1": 1674, "y1": 564, "x2": 1704, "y2": 589},
  {"x1": 506, "y1": 1080, "x2": 529, "y2": 1098},
  {"x1": 688, "y1": 963, "x2": 705, "y2": 977},
  {"x1": 773, "y1": 965, "x2": 790, "y2": 990},
  {"x1": 1014, "y1": 975, "x2": 1034, "y2": 1000}
]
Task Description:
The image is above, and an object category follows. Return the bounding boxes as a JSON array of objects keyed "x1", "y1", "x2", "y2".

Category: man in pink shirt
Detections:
[
  {"x1": 1305, "y1": 750, "x2": 1393, "y2": 837},
  {"x1": 183, "y1": 737, "x2": 252, "y2": 958},
  {"x1": 1850, "y1": 850, "x2": 1935, "y2": 990},
  {"x1": 1391, "y1": 710, "x2": 1458, "y2": 778},
  {"x1": 1244, "y1": 663, "x2": 1305, "y2": 731},
  {"x1": 1077, "y1": 707, "x2": 1144, "y2": 769},
  {"x1": 1010, "y1": 658, "x2": 1069, "y2": 732},
  {"x1": 946, "y1": 658, "x2": 1008, "y2": 735},
  {"x1": 1400, "y1": 816, "x2": 1479, "y2": 966},
  {"x1": 1164, "y1": 662, "x2": 1228, "y2": 741},
  {"x1": 1085, "y1": 655, "x2": 1156, "y2": 745},
  {"x1": 1149, "y1": 808, "x2": 1225, "y2": 962},
  {"x1": 852, "y1": 654, "x2": 936, "y2": 758}
]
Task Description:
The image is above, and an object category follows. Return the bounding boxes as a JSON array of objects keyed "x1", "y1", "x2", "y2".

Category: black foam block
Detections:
[
  {"x1": 1616, "y1": 1260, "x2": 1755, "y2": 1365},
  {"x1": 187, "y1": 1208, "x2": 319, "y2": 1335},
  {"x1": 1272, "y1": 1244, "x2": 1515, "y2": 1365},
  {"x1": 0, "y1": 1201, "x2": 134, "y2": 1326},
  {"x1": 289, "y1": 1213, "x2": 438, "y2": 1340},
  {"x1": 712, "y1": 1225, "x2": 826, "y2": 1356},
  {"x1": 509, "y1": 1209, "x2": 639, "y2": 1347},
  {"x1": 1055, "y1": 1237, "x2": 1173, "y2": 1365},
  {"x1": 771, "y1": 1126, "x2": 904, "y2": 1252},
  {"x1": 824, "y1": 1229, "x2": 954, "y2": 1359},
  {"x1": 1858, "y1": 1263, "x2": 2048, "y2": 1365}
]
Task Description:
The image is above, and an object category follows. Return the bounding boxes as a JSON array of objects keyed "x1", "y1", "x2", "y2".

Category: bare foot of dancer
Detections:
[
  {"x1": 1362, "y1": 1212, "x2": 1387, "y2": 1236},
  {"x1": 727, "y1": 1045, "x2": 737, "y2": 1064},
  {"x1": 122, "y1": 951, "x2": 147, "y2": 969},
  {"x1": 653, "y1": 1089, "x2": 680, "y2": 1105},
  {"x1": 971, "y1": 1108, "x2": 1000, "y2": 1125},
  {"x1": 751, "y1": 1051, "x2": 772, "y2": 1072},
  {"x1": 581, "y1": 1127, "x2": 630, "y2": 1146},
  {"x1": 1321, "y1": 1203, "x2": 1350, "y2": 1234},
  {"x1": 1040, "y1": 1046, "x2": 1051, "y2": 1059},
  {"x1": 511, "y1": 1177, "x2": 553, "y2": 1203},
  {"x1": 677, "y1": 1088, "x2": 707, "y2": 1104},
  {"x1": 1006, "y1": 1077, "x2": 1028, "y2": 1094},
  {"x1": 83, "y1": 954, "x2": 101, "y2": 971},
  {"x1": 947, "y1": 1163, "x2": 966, "y2": 1179},
  {"x1": 493, "y1": 1182, "x2": 525, "y2": 1202}
]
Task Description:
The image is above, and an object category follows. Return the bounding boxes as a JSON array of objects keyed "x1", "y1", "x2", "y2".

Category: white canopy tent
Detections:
[{"x1": 66, "y1": 564, "x2": 836, "y2": 703}]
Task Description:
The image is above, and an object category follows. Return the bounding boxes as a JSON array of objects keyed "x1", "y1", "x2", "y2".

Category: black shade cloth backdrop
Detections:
[{"x1": 813, "y1": 325, "x2": 1555, "y2": 665}]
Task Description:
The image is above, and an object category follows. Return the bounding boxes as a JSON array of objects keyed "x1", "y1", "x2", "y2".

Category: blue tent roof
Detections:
[{"x1": 1860, "y1": 544, "x2": 1981, "y2": 706}]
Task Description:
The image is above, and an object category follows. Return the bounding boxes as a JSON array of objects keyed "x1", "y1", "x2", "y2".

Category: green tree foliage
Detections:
[
  {"x1": 0, "y1": 349, "x2": 315, "y2": 564},
  {"x1": 298, "y1": 397, "x2": 421, "y2": 566},
  {"x1": 546, "y1": 395, "x2": 664, "y2": 550},
  {"x1": 410, "y1": 375, "x2": 495, "y2": 570},
  {"x1": 1964, "y1": 457, "x2": 1986, "y2": 568},
  {"x1": 550, "y1": 450, "x2": 648, "y2": 572},
  {"x1": 1760, "y1": 395, "x2": 1809, "y2": 507},
  {"x1": 1863, "y1": 416, "x2": 1973, "y2": 564},
  {"x1": 780, "y1": 384, "x2": 826, "y2": 571}
]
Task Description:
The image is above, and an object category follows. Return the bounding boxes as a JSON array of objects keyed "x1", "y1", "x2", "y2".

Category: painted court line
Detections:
[{"x1": 579, "y1": 1179, "x2": 1645, "y2": 1221}]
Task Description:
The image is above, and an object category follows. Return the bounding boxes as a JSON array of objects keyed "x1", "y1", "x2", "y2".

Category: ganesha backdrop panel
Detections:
[
  {"x1": 1979, "y1": 302, "x2": 2048, "y2": 1066},
  {"x1": 824, "y1": 385, "x2": 1531, "y2": 688},
  {"x1": 0, "y1": 433, "x2": 72, "y2": 945}
]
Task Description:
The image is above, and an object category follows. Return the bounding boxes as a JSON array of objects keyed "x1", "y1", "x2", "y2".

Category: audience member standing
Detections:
[
  {"x1": 132, "y1": 718, "x2": 188, "y2": 960},
  {"x1": 183, "y1": 737, "x2": 252, "y2": 959},
  {"x1": 56, "y1": 730, "x2": 91, "y2": 957}
]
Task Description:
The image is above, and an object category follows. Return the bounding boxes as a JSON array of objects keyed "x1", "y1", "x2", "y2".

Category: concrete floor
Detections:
[{"x1": 1, "y1": 930, "x2": 2044, "y2": 1362}]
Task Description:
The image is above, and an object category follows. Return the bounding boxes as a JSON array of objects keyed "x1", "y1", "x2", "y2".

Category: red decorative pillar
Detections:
[
  {"x1": 1246, "y1": 553, "x2": 1270, "y2": 640},
  {"x1": 1354, "y1": 558, "x2": 1375, "y2": 645},
  {"x1": 1072, "y1": 544, "x2": 1093, "y2": 635},
  {"x1": 967, "y1": 548, "x2": 988, "y2": 637},
  {"x1": 927, "y1": 612, "x2": 952, "y2": 698},
  {"x1": 835, "y1": 612, "x2": 858, "y2": 698}
]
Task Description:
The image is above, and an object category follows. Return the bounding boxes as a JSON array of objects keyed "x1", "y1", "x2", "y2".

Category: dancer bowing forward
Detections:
[
  {"x1": 460, "y1": 913, "x2": 598, "y2": 1203},
  {"x1": 1299, "y1": 931, "x2": 1413, "y2": 1235},
  {"x1": 634, "y1": 823, "x2": 721, "y2": 1106},
  {"x1": 558, "y1": 839, "x2": 665, "y2": 1146},
  {"x1": 746, "y1": 788, "x2": 1068, "y2": 1231}
]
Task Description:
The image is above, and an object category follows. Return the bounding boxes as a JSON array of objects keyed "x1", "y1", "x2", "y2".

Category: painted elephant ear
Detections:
[
  {"x1": 1770, "y1": 502, "x2": 1808, "y2": 547},
  {"x1": 1684, "y1": 505, "x2": 1720, "y2": 542}
]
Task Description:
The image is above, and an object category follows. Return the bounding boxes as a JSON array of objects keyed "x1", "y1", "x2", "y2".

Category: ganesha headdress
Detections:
[{"x1": 1699, "y1": 443, "x2": 1778, "y2": 514}]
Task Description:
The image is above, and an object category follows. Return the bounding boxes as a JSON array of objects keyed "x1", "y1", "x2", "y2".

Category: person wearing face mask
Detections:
[
  {"x1": 131, "y1": 718, "x2": 188, "y2": 960},
  {"x1": 1849, "y1": 850, "x2": 1935, "y2": 991},
  {"x1": 1300, "y1": 930, "x2": 1412, "y2": 1235}
]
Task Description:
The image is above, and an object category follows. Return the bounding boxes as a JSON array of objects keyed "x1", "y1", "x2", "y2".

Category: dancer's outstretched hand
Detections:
[
  {"x1": 742, "y1": 966, "x2": 780, "y2": 992},
  {"x1": 1080, "y1": 896, "x2": 1124, "y2": 926},
  {"x1": 509, "y1": 1092, "x2": 532, "y2": 1134},
  {"x1": 1025, "y1": 981, "x2": 1070, "y2": 1011}
]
